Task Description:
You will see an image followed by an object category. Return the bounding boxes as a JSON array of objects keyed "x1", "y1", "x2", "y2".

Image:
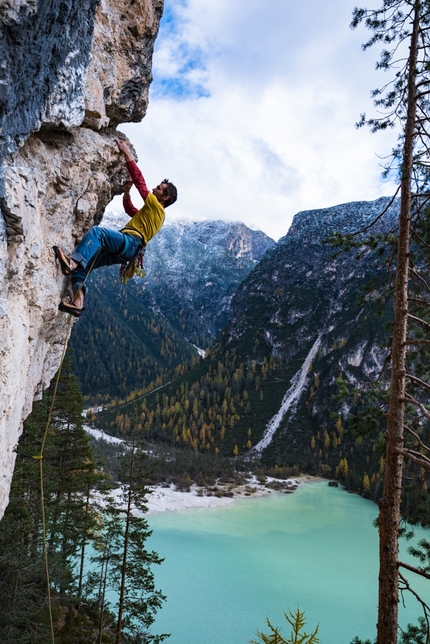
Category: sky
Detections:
[{"x1": 117, "y1": 0, "x2": 400, "y2": 241}]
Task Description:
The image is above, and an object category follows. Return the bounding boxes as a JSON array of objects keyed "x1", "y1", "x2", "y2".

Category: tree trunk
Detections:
[
  {"x1": 98, "y1": 554, "x2": 109, "y2": 644},
  {"x1": 115, "y1": 439, "x2": 136, "y2": 644},
  {"x1": 77, "y1": 486, "x2": 91, "y2": 601},
  {"x1": 376, "y1": 4, "x2": 419, "y2": 643}
]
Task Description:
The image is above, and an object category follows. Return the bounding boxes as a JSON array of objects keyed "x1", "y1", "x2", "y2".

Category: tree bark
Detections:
[
  {"x1": 77, "y1": 486, "x2": 91, "y2": 600},
  {"x1": 376, "y1": 4, "x2": 420, "y2": 643},
  {"x1": 115, "y1": 438, "x2": 136, "y2": 644}
]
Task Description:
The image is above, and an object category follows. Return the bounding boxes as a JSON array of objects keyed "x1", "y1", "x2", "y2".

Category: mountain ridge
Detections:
[{"x1": 94, "y1": 196, "x2": 398, "y2": 502}]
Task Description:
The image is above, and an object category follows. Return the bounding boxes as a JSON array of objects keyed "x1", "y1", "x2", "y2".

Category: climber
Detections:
[{"x1": 53, "y1": 138, "x2": 177, "y2": 317}]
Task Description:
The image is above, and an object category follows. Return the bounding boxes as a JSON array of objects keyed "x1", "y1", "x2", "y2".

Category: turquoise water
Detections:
[{"x1": 147, "y1": 482, "x2": 430, "y2": 644}]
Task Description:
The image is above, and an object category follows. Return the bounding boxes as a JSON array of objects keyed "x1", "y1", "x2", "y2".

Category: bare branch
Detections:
[
  {"x1": 415, "y1": 78, "x2": 430, "y2": 89},
  {"x1": 416, "y1": 89, "x2": 430, "y2": 99},
  {"x1": 398, "y1": 571, "x2": 430, "y2": 644},
  {"x1": 395, "y1": 446, "x2": 430, "y2": 469},
  {"x1": 404, "y1": 395, "x2": 430, "y2": 423},
  {"x1": 350, "y1": 186, "x2": 401, "y2": 236},
  {"x1": 404, "y1": 422, "x2": 430, "y2": 452},
  {"x1": 409, "y1": 269, "x2": 430, "y2": 295},
  {"x1": 373, "y1": 349, "x2": 392, "y2": 383},
  {"x1": 407, "y1": 372, "x2": 430, "y2": 394},
  {"x1": 404, "y1": 445, "x2": 430, "y2": 464},
  {"x1": 399, "y1": 561, "x2": 430, "y2": 581},
  {"x1": 408, "y1": 313, "x2": 430, "y2": 332},
  {"x1": 411, "y1": 229, "x2": 430, "y2": 250},
  {"x1": 408, "y1": 297, "x2": 430, "y2": 307}
]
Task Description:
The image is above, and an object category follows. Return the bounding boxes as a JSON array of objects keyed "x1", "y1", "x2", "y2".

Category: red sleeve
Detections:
[
  {"x1": 123, "y1": 195, "x2": 138, "y2": 217},
  {"x1": 126, "y1": 160, "x2": 150, "y2": 200}
]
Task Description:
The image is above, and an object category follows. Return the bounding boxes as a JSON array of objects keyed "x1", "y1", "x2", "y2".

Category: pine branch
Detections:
[
  {"x1": 399, "y1": 562, "x2": 430, "y2": 581},
  {"x1": 351, "y1": 186, "x2": 401, "y2": 236},
  {"x1": 395, "y1": 446, "x2": 430, "y2": 468},
  {"x1": 398, "y1": 571, "x2": 430, "y2": 644},
  {"x1": 407, "y1": 312, "x2": 430, "y2": 330}
]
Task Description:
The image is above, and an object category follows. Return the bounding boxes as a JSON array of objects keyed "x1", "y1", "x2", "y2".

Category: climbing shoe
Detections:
[
  {"x1": 58, "y1": 297, "x2": 85, "y2": 318},
  {"x1": 52, "y1": 246, "x2": 77, "y2": 276}
]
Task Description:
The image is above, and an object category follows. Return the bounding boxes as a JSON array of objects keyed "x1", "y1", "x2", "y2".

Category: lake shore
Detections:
[
  {"x1": 84, "y1": 424, "x2": 325, "y2": 515},
  {"x1": 145, "y1": 474, "x2": 323, "y2": 515}
]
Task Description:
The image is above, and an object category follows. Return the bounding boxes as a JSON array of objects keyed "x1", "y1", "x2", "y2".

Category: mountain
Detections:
[
  {"x1": 223, "y1": 197, "x2": 394, "y2": 363},
  {"x1": 94, "y1": 197, "x2": 398, "y2": 498},
  {"x1": 69, "y1": 217, "x2": 275, "y2": 399},
  {"x1": 137, "y1": 218, "x2": 275, "y2": 345},
  {"x1": 217, "y1": 197, "x2": 397, "y2": 466}
]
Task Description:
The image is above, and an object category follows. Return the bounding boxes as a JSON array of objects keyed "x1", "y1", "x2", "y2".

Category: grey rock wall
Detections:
[
  {"x1": 0, "y1": 0, "x2": 99, "y2": 159},
  {"x1": 0, "y1": 0, "x2": 163, "y2": 517}
]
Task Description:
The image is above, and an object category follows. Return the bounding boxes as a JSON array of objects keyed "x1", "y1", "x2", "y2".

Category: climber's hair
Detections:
[{"x1": 162, "y1": 179, "x2": 177, "y2": 207}]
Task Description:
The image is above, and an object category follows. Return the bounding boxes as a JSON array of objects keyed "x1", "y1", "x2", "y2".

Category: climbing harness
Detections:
[
  {"x1": 36, "y1": 247, "x2": 102, "y2": 643},
  {"x1": 119, "y1": 247, "x2": 146, "y2": 285}
]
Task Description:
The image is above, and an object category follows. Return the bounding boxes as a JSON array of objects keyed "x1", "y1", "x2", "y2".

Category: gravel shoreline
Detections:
[{"x1": 145, "y1": 474, "x2": 321, "y2": 515}]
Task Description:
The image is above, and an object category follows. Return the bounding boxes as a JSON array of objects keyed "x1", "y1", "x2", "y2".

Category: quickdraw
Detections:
[{"x1": 119, "y1": 247, "x2": 146, "y2": 285}]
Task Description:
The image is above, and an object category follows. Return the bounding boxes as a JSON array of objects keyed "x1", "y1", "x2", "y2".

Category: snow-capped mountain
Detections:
[{"x1": 69, "y1": 218, "x2": 275, "y2": 398}]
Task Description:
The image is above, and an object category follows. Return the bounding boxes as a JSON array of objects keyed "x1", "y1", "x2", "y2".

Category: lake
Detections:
[{"x1": 147, "y1": 481, "x2": 430, "y2": 644}]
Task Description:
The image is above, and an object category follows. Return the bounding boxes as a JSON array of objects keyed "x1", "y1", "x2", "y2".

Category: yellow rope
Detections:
[
  {"x1": 37, "y1": 248, "x2": 102, "y2": 643},
  {"x1": 38, "y1": 315, "x2": 72, "y2": 643}
]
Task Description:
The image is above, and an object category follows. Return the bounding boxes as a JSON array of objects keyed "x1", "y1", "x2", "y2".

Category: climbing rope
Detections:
[
  {"x1": 34, "y1": 248, "x2": 101, "y2": 644},
  {"x1": 36, "y1": 315, "x2": 72, "y2": 643}
]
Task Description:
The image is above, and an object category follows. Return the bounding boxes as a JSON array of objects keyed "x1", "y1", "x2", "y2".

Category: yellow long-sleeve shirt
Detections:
[{"x1": 120, "y1": 160, "x2": 165, "y2": 244}]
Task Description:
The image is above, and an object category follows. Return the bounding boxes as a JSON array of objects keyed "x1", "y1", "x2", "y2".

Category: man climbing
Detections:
[{"x1": 53, "y1": 138, "x2": 177, "y2": 317}]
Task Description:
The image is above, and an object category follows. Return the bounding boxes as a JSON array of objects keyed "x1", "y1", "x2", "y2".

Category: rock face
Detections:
[{"x1": 0, "y1": 0, "x2": 163, "y2": 517}]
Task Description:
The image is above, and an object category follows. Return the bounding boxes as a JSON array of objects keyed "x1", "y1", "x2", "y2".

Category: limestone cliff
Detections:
[{"x1": 0, "y1": 0, "x2": 164, "y2": 517}]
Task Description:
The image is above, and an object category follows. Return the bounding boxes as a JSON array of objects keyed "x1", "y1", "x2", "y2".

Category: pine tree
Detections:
[
  {"x1": 351, "y1": 2, "x2": 430, "y2": 642},
  {"x1": 0, "y1": 353, "x2": 111, "y2": 641},
  {"x1": 251, "y1": 608, "x2": 319, "y2": 644},
  {"x1": 90, "y1": 422, "x2": 167, "y2": 644}
]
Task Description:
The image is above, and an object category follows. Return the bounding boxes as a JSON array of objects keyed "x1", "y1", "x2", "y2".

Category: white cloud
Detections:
[{"x1": 118, "y1": 0, "x2": 399, "y2": 241}]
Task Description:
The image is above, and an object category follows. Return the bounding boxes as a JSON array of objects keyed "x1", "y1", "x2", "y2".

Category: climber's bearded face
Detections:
[{"x1": 152, "y1": 183, "x2": 169, "y2": 202}]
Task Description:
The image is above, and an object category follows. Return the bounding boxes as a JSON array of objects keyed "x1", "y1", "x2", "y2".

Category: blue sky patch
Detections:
[
  {"x1": 151, "y1": 77, "x2": 210, "y2": 100},
  {"x1": 151, "y1": 0, "x2": 211, "y2": 101}
]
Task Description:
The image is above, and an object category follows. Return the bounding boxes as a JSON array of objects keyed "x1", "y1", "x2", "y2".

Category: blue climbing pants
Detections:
[{"x1": 70, "y1": 226, "x2": 142, "y2": 295}]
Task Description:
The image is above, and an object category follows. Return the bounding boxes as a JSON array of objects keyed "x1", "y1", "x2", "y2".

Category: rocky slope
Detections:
[
  {"x1": 0, "y1": 0, "x2": 163, "y2": 517},
  {"x1": 215, "y1": 196, "x2": 397, "y2": 462},
  {"x1": 223, "y1": 197, "x2": 395, "y2": 362},
  {"x1": 69, "y1": 218, "x2": 275, "y2": 398}
]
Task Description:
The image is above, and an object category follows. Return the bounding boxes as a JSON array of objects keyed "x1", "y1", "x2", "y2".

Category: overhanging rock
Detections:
[{"x1": 0, "y1": 0, "x2": 164, "y2": 518}]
